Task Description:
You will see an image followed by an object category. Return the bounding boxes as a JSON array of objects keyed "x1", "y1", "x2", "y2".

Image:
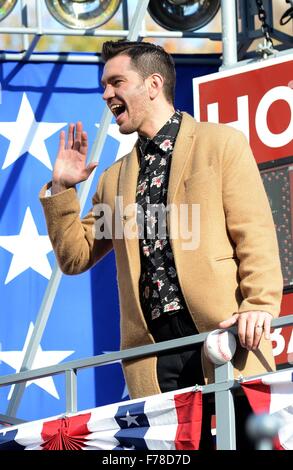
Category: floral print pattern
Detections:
[{"x1": 136, "y1": 111, "x2": 190, "y2": 323}]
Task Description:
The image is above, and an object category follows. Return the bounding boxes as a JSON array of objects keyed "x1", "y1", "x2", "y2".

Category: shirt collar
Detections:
[{"x1": 138, "y1": 110, "x2": 182, "y2": 157}]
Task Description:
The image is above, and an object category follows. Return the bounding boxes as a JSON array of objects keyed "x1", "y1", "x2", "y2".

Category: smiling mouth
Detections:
[{"x1": 111, "y1": 104, "x2": 126, "y2": 118}]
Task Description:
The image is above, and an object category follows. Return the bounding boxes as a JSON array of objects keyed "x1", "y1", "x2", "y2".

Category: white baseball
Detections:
[{"x1": 203, "y1": 329, "x2": 236, "y2": 365}]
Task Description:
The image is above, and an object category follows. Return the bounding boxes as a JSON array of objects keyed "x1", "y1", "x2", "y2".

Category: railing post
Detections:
[
  {"x1": 214, "y1": 361, "x2": 236, "y2": 449},
  {"x1": 65, "y1": 369, "x2": 77, "y2": 414}
]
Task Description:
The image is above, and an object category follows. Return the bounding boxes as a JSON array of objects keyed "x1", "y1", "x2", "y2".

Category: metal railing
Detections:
[{"x1": 0, "y1": 314, "x2": 292, "y2": 449}]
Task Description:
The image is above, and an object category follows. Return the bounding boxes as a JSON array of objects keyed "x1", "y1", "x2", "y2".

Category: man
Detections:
[{"x1": 40, "y1": 41, "x2": 283, "y2": 448}]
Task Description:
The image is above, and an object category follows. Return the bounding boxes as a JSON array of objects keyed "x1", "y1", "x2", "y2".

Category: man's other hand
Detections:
[{"x1": 218, "y1": 311, "x2": 273, "y2": 350}]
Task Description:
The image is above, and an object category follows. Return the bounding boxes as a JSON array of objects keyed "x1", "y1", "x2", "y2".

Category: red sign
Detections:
[
  {"x1": 193, "y1": 54, "x2": 293, "y2": 164},
  {"x1": 193, "y1": 55, "x2": 293, "y2": 366},
  {"x1": 271, "y1": 294, "x2": 293, "y2": 366}
]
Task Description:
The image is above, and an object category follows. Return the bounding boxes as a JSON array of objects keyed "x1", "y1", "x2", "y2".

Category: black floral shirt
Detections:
[{"x1": 136, "y1": 110, "x2": 189, "y2": 324}]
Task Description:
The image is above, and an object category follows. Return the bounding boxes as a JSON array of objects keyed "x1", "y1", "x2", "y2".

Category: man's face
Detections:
[{"x1": 101, "y1": 55, "x2": 151, "y2": 135}]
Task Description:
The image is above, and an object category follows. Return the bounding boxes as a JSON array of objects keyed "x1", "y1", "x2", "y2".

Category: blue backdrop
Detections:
[{"x1": 0, "y1": 55, "x2": 218, "y2": 422}]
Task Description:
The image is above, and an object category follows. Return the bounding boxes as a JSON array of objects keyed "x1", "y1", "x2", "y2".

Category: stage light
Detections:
[
  {"x1": 45, "y1": 0, "x2": 122, "y2": 30},
  {"x1": 147, "y1": 0, "x2": 221, "y2": 32},
  {"x1": 0, "y1": 0, "x2": 18, "y2": 22}
]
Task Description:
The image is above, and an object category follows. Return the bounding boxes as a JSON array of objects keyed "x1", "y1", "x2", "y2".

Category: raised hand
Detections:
[{"x1": 52, "y1": 121, "x2": 97, "y2": 194}]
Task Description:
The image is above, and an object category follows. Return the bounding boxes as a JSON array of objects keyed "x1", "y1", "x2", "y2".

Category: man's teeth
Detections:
[{"x1": 111, "y1": 104, "x2": 125, "y2": 116}]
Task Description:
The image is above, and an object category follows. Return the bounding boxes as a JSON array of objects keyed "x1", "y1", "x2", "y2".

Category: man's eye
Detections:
[{"x1": 114, "y1": 80, "x2": 122, "y2": 85}]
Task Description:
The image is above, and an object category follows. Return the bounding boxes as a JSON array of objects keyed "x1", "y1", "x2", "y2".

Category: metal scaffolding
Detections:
[{"x1": 0, "y1": 0, "x2": 292, "y2": 63}]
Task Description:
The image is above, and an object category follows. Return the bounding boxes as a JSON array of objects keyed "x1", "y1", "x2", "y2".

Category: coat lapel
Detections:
[
  {"x1": 118, "y1": 146, "x2": 141, "y2": 298},
  {"x1": 119, "y1": 145, "x2": 139, "y2": 214},
  {"x1": 167, "y1": 112, "x2": 197, "y2": 205}
]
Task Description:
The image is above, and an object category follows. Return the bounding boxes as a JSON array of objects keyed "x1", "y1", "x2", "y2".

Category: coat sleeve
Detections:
[
  {"x1": 39, "y1": 170, "x2": 113, "y2": 275},
  {"x1": 222, "y1": 129, "x2": 283, "y2": 317}
]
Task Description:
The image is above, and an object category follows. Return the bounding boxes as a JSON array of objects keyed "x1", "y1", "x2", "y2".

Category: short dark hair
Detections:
[{"x1": 101, "y1": 40, "x2": 176, "y2": 104}]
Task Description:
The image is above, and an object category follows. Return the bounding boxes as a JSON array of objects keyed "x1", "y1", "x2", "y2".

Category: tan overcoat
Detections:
[{"x1": 40, "y1": 112, "x2": 283, "y2": 399}]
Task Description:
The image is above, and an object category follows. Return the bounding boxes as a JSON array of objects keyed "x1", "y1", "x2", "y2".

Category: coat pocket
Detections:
[{"x1": 215, "y1": 254, "x2": 237, "y2": 261}]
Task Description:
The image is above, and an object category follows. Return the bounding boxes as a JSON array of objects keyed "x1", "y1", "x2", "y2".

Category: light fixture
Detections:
[
  {"x1": 45, "y1": 0, "x2": 122, "y2": 30},
  {"x1": 148, "y1": 0, "x2": 221, "y2": 32},
  {"x1": 0, "y1": 0, "x2": 18, "y2": 22}
]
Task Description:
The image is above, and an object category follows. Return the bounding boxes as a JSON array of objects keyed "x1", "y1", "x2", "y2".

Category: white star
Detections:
[
  {"x1": 120, "y1": 410, "x2": 139, "y2": 427},
  {"x1": 0, "y1": 93, "x2": 66, "y2": 170},
  {"x1": 95, "y1": 123, "x2": 137, "y2": 161},
  {"x1": 0, "y1": 322, "x2": 74, "y2": 399},
  {"x1": 121, "y1": 383, "x2": 129, "y2": 400},
  {"x1": 0, "y1": 207, "x2": 53, "y2": 284},
  {"x1": 103, "y1": 350, "x2": 129, "y2": 400}
]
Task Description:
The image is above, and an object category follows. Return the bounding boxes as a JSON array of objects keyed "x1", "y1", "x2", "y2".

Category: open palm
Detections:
[{"x1": 52, "y1": 121, "x2": 97, "y2": 192}]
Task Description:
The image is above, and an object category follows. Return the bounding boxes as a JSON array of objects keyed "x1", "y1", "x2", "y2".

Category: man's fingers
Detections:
[
  {"x1": 85, "y1": 162, "x2": 98, "y2": 177},
  {"x1": 238, "y1": 312, "x2": 263, "y2": 350},
  {"x1": 237, "y1": 314, "x2": 247, "y2": 348},
  {"x1": 67, "y1": 123, "x2": 75, "y2": 149},
  {"x1": 252, "y1": 322, "x2": 264, "y2": 350},
  {"x1": 236, "y1": 311, "x2": 273, "y2": 350},
  {"x1": 218, "y1": 314, "x2": 239, "y2": 329},
  {"x1": 79, "y1": 163, "x2": 98, "y2": 183},
  {"x1": 74, "y1": 121, "x2": 83, "y2": 150},
  {"x1": 80, "y1": 131, "x2": 88, "y2": 155},
  {"x1": 264, "y1": 315, "x2": 272, "y2": 340},
  {"x1": 58, "y1": 130, "x2": 66, "y2": 152},
  {"x1": 245, "y1": 319, "x2": 256, "y2": 350},
  {"x1": 218, "y1": 311, "x2": 273, "y2": 351}
]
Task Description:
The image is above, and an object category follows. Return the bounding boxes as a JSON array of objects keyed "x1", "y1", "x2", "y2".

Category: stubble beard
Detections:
[{"x1": 119, "y1": 83, "x2": 149, "y2": 135}]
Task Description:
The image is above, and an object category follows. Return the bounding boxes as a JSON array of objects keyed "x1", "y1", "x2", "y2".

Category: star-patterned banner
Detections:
[
  {"x1": 0, "y1": 386, "x2": 203, "y2": 450},
  {"x1": 0, "y1": 58, "x2": 217, "y2": 423}
]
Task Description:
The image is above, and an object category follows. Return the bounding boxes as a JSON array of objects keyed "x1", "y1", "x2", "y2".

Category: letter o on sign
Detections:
[{"x1": 255, "y1": 86, "x2": 293, "y2": 148}]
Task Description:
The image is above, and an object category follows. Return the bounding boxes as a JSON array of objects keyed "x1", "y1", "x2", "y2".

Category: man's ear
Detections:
[{"x1": 147, "y1": 73, "x2": 164, "y2": 100}]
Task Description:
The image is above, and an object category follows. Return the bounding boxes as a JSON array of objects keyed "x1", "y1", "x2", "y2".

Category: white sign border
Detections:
[{"x1": 193, "y1": 52, "x2": 293, "y2": 121}]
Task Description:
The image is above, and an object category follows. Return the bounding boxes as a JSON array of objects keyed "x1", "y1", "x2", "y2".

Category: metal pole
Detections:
[
  {"x1": 220, "y1": 0, "x2": 238, "y2": 69},
  {"x1": 19, "y1": 0, "x2": 42, "y2": 60},
  {"x1": 6, "y1": 0, "x2": 151, "y2": 419},
  {"x1": 65, "y1": 369, "x2": 77, "y2": 414},
  {"x1": 6, "y1": 267, "x2": 63, "y2": 416},
  {"x1": 122, "y1": 0, "x2": 129, "y2": 30},
  {"x1": 126, "y1": 0, "x2": 150, "y2": 41},
  {"x1": 20, "y1": 0, "x2": 29, "y2": 51},
  {"x1": 35, "y1": 0, "x2": 43, "y2": 36},
  {"x1": 214, "y1": 361, "x2": 236, "y2": 449}
]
